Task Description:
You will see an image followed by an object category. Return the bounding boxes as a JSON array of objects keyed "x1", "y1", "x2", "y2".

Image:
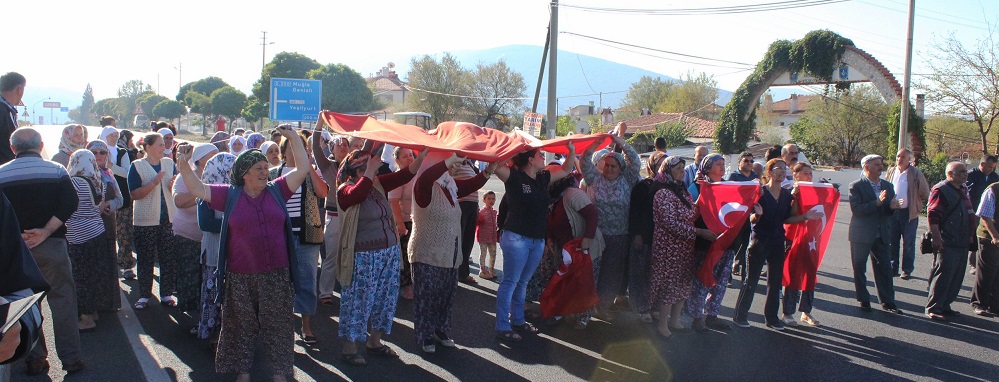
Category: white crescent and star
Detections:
[
  {"x1": 809, "y1": 204, "x2": 827, "y2": 230},
  {"x1": 718, "y1": 202, "x2": 749, "y2": 228}
]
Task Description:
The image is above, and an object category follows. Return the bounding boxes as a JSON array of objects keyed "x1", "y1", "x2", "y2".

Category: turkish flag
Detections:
[
  {"x1": 320, "y1": 111, "x2": 611, "y2": 162},
  {"x1": 540, "y1": 238, "x2": 600, "y2": 318},
  {"x1": 695, "y1": 181, "x2": 761, "y2": 287},
  {"x1": 783, "y1": 182, "x2": 840, "y2": 291}
]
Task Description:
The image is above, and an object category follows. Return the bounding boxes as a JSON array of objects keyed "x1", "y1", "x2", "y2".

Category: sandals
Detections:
[
  {"x1": 301, "y1": 334, "x2": 317, "y2": 345},
  {"x1": 341, "y1": 353, "x2": 367, "y2": 366},
  {"x1": 365, "y1": 345, "x2": 399, "y2": 358},
  {"x1": 513, "y1": 322, "x2": 539, "y2": 334},
  {"x1": 134, "y1": 298, "x2": 149, "y2": 310},
  {"x1": 320, "y1": 297, "x2": 334, "y2": 306},
  {"x1": 161, "y1": 296, "x2": 178, "y2": 307},
  {"x1": 495, "y1": 330, "x2": 523, "y2": 342}
]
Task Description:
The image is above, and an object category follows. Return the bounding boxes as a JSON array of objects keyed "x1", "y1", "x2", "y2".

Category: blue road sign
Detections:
[
  {"x1": 60, "y1": 107, "x2": 69, "y2": 112},
  {"x1": 269, "y1": 78, "x2": 322, "y2": 122}
]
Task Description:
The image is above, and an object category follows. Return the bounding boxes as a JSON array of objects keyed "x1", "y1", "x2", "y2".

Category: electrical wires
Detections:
[
  {"x1": 561, "y1": 32, "x2": 755, "y2": 68},
  {"x1": 560, "y1": 0, "x2": 850, "y2": 15}
]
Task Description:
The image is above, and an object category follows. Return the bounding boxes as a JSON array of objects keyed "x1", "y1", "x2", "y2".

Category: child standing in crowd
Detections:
[{"x1": 477, "y1": 191, "x2": 499, "y2": 279}]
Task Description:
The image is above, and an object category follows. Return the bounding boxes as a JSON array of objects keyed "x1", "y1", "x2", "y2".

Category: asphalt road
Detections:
[{"x1": 8, "y1": 173, "x2": 999, "y2": 382}]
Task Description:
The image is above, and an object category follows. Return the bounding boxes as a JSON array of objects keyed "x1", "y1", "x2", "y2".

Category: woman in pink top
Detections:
[{"x1": 176, "y1": 125, "x2": 310, "y2": 382}]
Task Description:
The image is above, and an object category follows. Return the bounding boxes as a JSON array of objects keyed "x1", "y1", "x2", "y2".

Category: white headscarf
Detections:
[
  {"x1": 415, "y1": 151, "x2": 458, "y2": 203},
  {"x1": 229, "y1": 136, "x2": 247, "y2": 156},
  {"x1": 99, "y1": 127, "x2": 119, "y2": 162},
  {"x1": 202, "y1": 152, "x2": 237, "y2": 185},
  {"x1": 190, "y1": 143, "x2": 219, "y2": 168},
  {"x1": 68, "y1": 149, "x2": 103, "y2": 206},
  {"x1": 157, "y1": 128, "x2": 175, "y2": 155}
]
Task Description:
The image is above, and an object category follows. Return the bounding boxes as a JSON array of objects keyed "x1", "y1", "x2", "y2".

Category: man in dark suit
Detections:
[{"x1": 849, "y1": 154, "x2": 904, "y2": 314}]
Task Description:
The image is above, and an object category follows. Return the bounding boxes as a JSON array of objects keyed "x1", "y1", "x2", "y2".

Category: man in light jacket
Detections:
[{"x1": 885, "y1": 148, "x2": 930, "y2": 279}]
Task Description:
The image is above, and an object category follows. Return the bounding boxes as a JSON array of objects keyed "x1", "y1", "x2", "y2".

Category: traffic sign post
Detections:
[
  {"x1": 43, "y1": 101, "x2": 60, "y2": 108},
  {"x1": 269, "y1": 78, "x2": 322, "y2": 122}
]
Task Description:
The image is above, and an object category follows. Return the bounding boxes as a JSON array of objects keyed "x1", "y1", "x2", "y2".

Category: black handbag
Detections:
[{"x1": 920, "y1": 231, "x2": 934, "y2": 254}]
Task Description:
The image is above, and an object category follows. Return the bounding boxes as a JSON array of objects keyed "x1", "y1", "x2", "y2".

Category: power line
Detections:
[
  {"x1": 562, "y1": 32, "x2": 754, "y2": 67},
  {"x1": 561, "y1": 0, "x2": 850, "y2": 15}
]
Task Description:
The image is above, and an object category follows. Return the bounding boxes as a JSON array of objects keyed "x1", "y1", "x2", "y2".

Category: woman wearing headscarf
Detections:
[
  {"x1": 408, "y1": 152, "x2": 489, "y2": 353},
  {"x1": 526, "y1": 166, "x2": 604, "y2": 329},
  {"x1": 267, "y1": 131, "x2": 328, "y2": 345},
  {"x1": 113, "y1": 129, "x2": 139, "y2": 278},
  {"x1": 732, "y1": 159, "x2": 820, "y2": 330},
  {"x1": 157, "y1": 127, "x2": 176, "y2": 160},
  {"x1": 335, "y1": 142, "x2": 426, "y2": 365},
  {"x1": 65, "y1": 150, "x2": 116, "y2": 330},
  {"x1": 175, "y1": 125, "x2": 309, "y2": 381},
  {"x1": 580, "y1": 135, "x2": 640, "y2": 320},
  {"x1": 649, "y1": 156, "x2": 718, "y2": 338},
  {"x1": 210, "y1": 131, "x2": 230, "y2": 153},
  {"x1": 388, "y1": 147, "x2": 417, "y2": 300},
  {"x1": 491, "y1": 144, "x2": 576, "y2": 341},
  {"x1": 86, "y1": 139, "x2": 124, "y2": 312},
  {"x1": 229, "y1": 135, "x2": 247, "y2": 156},
  {"x1": 245, "y1": 132, "x2": 266, "y2": 151},
  {"x1": 261, "y1": 141, "x2": 281, "y2": 167},
  {"x1": 685, "y1": 153, "x2": 739, "y2": 332},
  {"x1": 172, "y1": 143, "x2": 219, "y2": 315},
  {"x1": 195, "y1": 152, "x2": 236, "y2": 343},
  {"x1": 627, "y1": 151, "x2": 667, "y2": 323},
  {"x1": 313, "y1": 132, "x2": 350, "y2": 307},
  {"x1": 127, "y1": 133, "x2": 180, "y2": 310},
  {"x1": 51, "y1": 124, "x2": 88, "y2": 167}
]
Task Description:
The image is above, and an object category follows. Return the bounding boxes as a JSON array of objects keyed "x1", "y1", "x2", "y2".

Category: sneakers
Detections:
[
  {"x1": 732, "y1": 317, "x2": 751, "y2": 328},
  {"x1": 433, "y1": 332, "x2": 456, "y2": 348},
  {"x1": 781, "y1": 314, "x2": 798, "y2": 326}
]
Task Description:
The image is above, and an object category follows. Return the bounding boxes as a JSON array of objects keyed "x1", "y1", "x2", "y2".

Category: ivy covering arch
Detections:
[{"x1": 714, "y1": 30, "x2": 925, "y2": 159}]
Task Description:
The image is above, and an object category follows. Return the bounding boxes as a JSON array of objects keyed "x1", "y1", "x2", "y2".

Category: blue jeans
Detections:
[
  {"x1": 496, "y1": 231, "x2": 545, "y2": 331},
  {"x1": 293, "y1": 242, "x2": 320, "y2": 316},
  {"x1": 889, "y1": 209, "x2": 919, "y2": 275}
]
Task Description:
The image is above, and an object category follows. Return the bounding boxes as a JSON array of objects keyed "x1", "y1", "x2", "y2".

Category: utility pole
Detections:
[
  {"x1": 261, "y1": 31, "x2": 275, "y2": 74},
  {"x1": 897, "y1": 0, "x2": 915, "y2": 151},
  {"x1": 546, "y1": 0, "x2": 558, "y2": 142},
  {"x1": 174, "y1": 63, "x2": 183, "y2": 94}
]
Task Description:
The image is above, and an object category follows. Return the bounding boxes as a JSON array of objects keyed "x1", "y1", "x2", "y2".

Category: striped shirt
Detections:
[
  {"x1": 280, "y1": 167, "x2": 303, "y2": 233},
  {"x1": 977, "y1": 187, "x2": 995, "y2": 219},
  {"x1": 0, "y1": 152, "x2": 79, "y2": 239},
  {"x1": 66, "y1": 177, "x2": 105, "y2": 244}
]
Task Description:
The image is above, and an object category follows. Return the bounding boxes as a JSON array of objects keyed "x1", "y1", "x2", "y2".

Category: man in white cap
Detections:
[{"x1": 848, "y1": 154, "x2": 903, "y2": 315}]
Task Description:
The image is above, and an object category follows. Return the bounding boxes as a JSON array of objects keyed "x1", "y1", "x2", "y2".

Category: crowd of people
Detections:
[{"x1": 2, "y1": 70, "x2": 998, "y2": 381}]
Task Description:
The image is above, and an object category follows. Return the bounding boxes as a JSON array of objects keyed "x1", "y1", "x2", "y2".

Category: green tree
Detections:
[
  {"x1": 622, "y1": 75, "x2": 672, "y2": 113},
  {"x1": 176, "y1": 76, "x2": 229, "y2": 101},
  {"x1": 117, "y1": 80, "x2": 152, "y2": 99},
  {"x1": 656, "y1": 71, "x2": 718, "y2": 118},
  {"x1": 242, "y1": 95, "x2": 268, "y2": 124},
  {"x1": 153, "y1": 100, "x2": 187, "y2": 121},
  {"x1": 251, "y1": 52, "x2": 322, "y2": 103},
  {"x1": 79, "y1": 84, "x2": 95, "y2": 125},
  {"x1": 183, "y1": 90, "x2": 212, "y2": 116},
  {"x1": 406, "y1": 53, "x2": 470, "y2": 126},
  {"x1": 627, "y1": 120, "x2": 691, "y2": 150},
  {"x1": 555, "y1": 115, "x2": 576, "y2": 136},
  {"x1": 920, "y1": 28, "x2": 999, "y2": 156},
  {"x1": 92, "y1": 98, "x2": 123, "y2": 119},
  {"x1": 789, "y1": 85, "x2": 889, "y2": 166},
  {"x1": 307, "y1": 63, "x2": 380, "y2": 112},
  {"x1": 923, "y1": 116, "x2": 980, "y2": 158},
  {"x1": 467, "y1": 60, "x2": 526, "y2": 128},
  {"x1": 211, "y1": 86, "x2": 247, "y2": 125},
  {"x1": 137, "y1": 94, "x2": 169, "y2": 119}
]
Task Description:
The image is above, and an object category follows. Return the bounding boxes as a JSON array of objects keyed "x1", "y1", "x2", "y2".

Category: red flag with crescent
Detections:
[
  {"x1": 783, "y1": 182, "x2": 840, "y2": 291},
  {"x1": 695, "y1": 181, "x2": 761, "y2": 287}
]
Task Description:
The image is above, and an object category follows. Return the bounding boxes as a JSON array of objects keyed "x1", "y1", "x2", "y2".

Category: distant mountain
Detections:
[{"x1": 445, "y1": 45, "x2": 733, "y2": 112}]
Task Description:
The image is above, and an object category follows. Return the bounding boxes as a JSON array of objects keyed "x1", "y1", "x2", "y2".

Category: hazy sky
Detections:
[{"x1": 6, "y1": 0, "x2": 996, "y2": 114}]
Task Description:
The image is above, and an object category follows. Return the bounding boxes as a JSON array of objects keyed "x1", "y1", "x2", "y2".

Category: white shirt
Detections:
[{"x1": 892, "y1": 167, "x2": 909, "y2": 208}]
